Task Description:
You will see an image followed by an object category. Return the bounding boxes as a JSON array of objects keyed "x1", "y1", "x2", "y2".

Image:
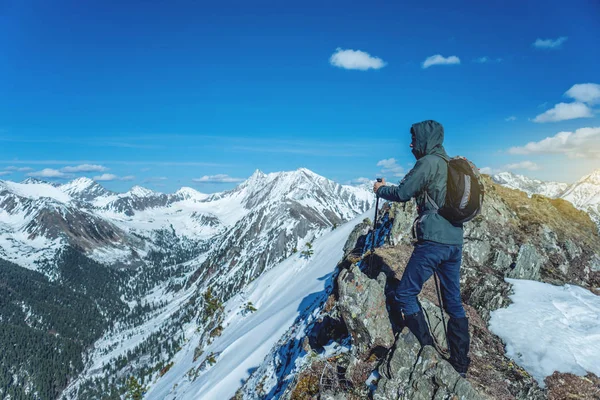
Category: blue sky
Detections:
[{"x1": 1, "y1": 0, "x2": 599, "y2": 193}]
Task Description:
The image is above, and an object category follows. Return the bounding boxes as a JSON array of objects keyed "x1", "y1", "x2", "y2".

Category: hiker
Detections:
[{"x1": 372, "y1": 120, "x2": 470, "y2": 377}]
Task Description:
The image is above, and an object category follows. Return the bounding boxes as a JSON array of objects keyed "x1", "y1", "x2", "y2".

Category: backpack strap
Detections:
[{"x1": 423, "y1": 153, "x2": 450, "y2": 212}]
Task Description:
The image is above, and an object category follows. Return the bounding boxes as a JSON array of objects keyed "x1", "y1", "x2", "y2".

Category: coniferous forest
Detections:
[{"x1": 0, "y1": 249, "x2": 129, "y2": 400}]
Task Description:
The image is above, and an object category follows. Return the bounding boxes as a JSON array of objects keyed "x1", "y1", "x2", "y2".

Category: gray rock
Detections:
[
  {"x1": 464, "y1": 239, "x2": 491, "y2": 266},
  {"x1": 492, "y1": 250, "x2": 512, "y2": 272},
  {"x1": 377, "y1": 271, "x2": 387, "y2": 289},
  {"x1": 390, "y1": 202, "x2": 418, "y2": 245},
  {"x1": 375, "y1": 329, "x2": 486, "y2": 400},
  {"x1": 465, "y1": 274, "x2": 510, "y2": 321},
  {"x1": 343, "y1": 219, "x2": 370, "y2": 256},
  {"x1": 508, "y1": 244, "x2": 543, "y2": 280},
  {"x1": 591, "y1": 254, "x2": 600, "y2": 272},
  {"x1": 337, "y1": 264, "x2": 395, "y2": 358},
  {"x1": 320, "y1": 392, "x2": 346, "y2": 400},
  {"x1": 420, "y1": 299, "x2": 450, "y2": 350}
]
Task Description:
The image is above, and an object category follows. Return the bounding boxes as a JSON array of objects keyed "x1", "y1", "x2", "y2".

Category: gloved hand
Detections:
[{"x1": 373, "y1": 178, "x2": 386, "y2": 193}]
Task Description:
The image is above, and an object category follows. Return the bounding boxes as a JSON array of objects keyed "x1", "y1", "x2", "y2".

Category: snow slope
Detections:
[
  {"x1": 1, "y1": 180, "x2": 72, "y2": 203},
  {"x1": 145, "y1": 210, "x2": 370, "y2": 399},
  {"x1": 489, "y1": 278, "x2": 600, "y2": 387}
]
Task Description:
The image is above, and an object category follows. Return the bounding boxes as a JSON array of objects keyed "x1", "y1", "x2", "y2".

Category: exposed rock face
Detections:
[
  {"x1": 337, "y1": 264, "x2": 395, "y2": 358},
  {"x1": 343, "y1": 218, "x2": 371, "y2": 257},
  {"x1": 507, "y1": 244, "x2": 543, "y2": 280},
  {"x1": 375, "y1": 329, "x2": 485, "y2": 400}
]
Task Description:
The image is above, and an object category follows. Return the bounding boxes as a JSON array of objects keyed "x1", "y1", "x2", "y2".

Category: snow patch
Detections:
[{"x1": 489, "y1": 278, "x2": 600, "y2": 387}]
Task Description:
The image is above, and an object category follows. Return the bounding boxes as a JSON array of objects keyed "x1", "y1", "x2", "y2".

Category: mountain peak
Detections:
[
  {"x1": 128, "y1": 185, "x2": 156, "y2": 197},
  {"x1": 174, "y1": 187, "x2": 208, "y2": 201},
  {"x1": 59, "y1": 177, "x2": 113, "y2": 201},
  {"x1": 21, "y1": 177, "x2": 48, "y2": 185},
  {"x1": 61, "y1": 177, "x2": 96, "y2": 191},
  {"x1": 577, "y1": 169, "x2": 600, "y2": 185}
]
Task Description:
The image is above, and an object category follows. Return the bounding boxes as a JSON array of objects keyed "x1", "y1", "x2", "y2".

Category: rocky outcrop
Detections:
[
  {"x1": 235, "y1": 176, "x2": 598, "y2": 400},
  {"x1": 337, "y1": 264, "x2": 395, "y2": 358},
  {"x1": 375, "y1": 329, "x2": 485, "y2": 400}
]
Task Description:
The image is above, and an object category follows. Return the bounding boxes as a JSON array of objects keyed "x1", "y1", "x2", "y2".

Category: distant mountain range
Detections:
[
  {"x1": 2, "y1": 167, "x2": 599, "y2": 399},
  {"x1": 491, "y1": 169, "x2": 600, "y2": 229},
  {"x1": 0, "y1": 168, "x2": 374, "y2": 400}
]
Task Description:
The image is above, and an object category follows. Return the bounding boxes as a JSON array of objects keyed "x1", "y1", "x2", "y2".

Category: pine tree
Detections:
[
  {"x1": 243, "y1": 301, "x2": 257, "y2": 314},
  {"x1": 124, "y1": 376, "x2": 145, "y2": 400},
  {"x1": 300, "y1": 242, "x2": 314, "y2": 259}
]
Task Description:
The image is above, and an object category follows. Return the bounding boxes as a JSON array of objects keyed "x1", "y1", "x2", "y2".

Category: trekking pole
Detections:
[
  {"x1": 367, "y1": 178, "x2": 382, "y2": 275},
  {"x1": 433, "y1": 271, "x2": 450, "y2": 352}
]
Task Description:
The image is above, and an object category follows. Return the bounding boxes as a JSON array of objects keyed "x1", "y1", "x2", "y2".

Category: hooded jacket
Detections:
[{"x1": 376, "y1": 120, "x2": 463, "y2": 245}]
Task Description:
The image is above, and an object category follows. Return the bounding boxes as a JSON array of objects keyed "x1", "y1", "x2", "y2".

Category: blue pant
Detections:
[{"x1": 393, "y1": 240, "x2": 465, "y2": 319}]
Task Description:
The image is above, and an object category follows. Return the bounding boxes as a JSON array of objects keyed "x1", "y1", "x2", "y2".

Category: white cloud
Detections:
[
  {"x1": 565, "y1": 83, "x2": 600, "y2": 105},
  {"x1": 329, "y1": 48, "x2": 387, "y2": 71},
  {"x1": 27, "y1": 168, "x2": 70, "y2": 179},
  {"x1": 508, "y1": 126, "x2": 600, "y2": 159},
  {"x1": 474, "y1": 56, "x2": 502, "y2": 63},
  {"x1": 533, "y1": 36, "x2": 567, "y2": 49},
  {"x1": 5, "y1": 166, "x2": 33, "y2": 172},
  {"x1": 505, "y1": 116, "x2": 517, "y2": 122},
  {"x1": 94, "y1": 173, "x2": 118, "y2": 181},
  {"x1": 61, "y1": 164, "x2": 108, "y2": 173},
  {"x1": 0, "y1": 171, "x2": 12, "y2": 176},
  {"x1": 422, "y1": 54, "x2": 460, "y2": 69},
  {"x1": 504, "y1": 161, "x2": 540, "y2": 171},
  {"x1": 192, "y1": 174, "x2": 244, "y2": 184},
  {"x1": 479, "y1": 167, "x2": 494, "y2": 175},
  {"x1": 377, "y1": 158, "x2": 405, "y2": 177},
  {"x1": 93, "y1": 173, "x2": 135, "y2": 181},
  {"x1": 532, "y1": 102, "x2": 593, "y2": 123}
]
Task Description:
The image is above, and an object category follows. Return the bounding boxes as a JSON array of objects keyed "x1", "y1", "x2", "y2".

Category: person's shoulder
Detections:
[{"x1": 418, "y1": 154, "x2": 444, "y2": 165}]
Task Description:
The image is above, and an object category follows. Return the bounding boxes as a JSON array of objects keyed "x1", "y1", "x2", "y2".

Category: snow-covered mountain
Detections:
[
  {"x1": 492, "y1": 169, "x2": 600, "y2": 229},
  {"x1": 93, "y1": 173, "x2": 600, "y2": 400},
  {"x1": 59, "y1": 177, "x2": 115, "y2": 202},
  {"x1": 561, "y1": 169, "x2": 600, "y2": 227},
  {"x1": 57, "y1": 168, "x2": 374, "y2": 399},
  {"x1": 0, "y1": 168, "x2": 374, "y2": 399},
  {"x1": 492, "y1": 171, "x2": 569, "y2": 198},
  {"x1": 561, "y1": 169, "x2": 600, "y2": 207},
  {"x1": 1, "y1": 169, "x2": 372, "y2": 274}
]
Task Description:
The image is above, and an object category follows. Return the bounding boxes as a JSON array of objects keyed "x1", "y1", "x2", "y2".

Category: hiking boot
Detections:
[
  {"x1": 404, "y1": 310, "x2": 434, "y2": 347},
  {"x1": 447, "y1": 317, "x2": 470, "y2": 374}
]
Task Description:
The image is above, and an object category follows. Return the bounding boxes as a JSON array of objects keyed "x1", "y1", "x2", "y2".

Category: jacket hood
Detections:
[{"x1": 411, "y1": 120, "x2": 447, "y2": 160}]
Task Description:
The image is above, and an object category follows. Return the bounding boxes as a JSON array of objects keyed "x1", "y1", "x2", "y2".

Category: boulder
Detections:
[{"x1": 337, "y1": 263, "x2": 395, "y2": 358}]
